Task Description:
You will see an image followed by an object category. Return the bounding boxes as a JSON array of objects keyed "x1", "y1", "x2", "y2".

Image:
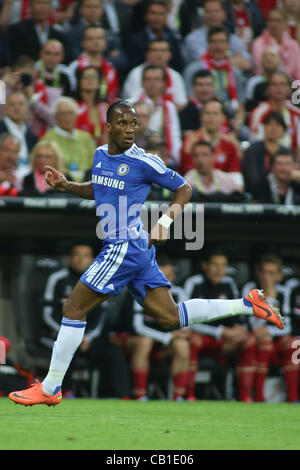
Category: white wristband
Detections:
[{"x1": 157, "y1": 214, "x2": 173, "y2": 229}]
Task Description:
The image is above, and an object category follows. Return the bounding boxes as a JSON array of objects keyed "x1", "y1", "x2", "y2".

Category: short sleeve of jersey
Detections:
[{"x1": 142, "y1": 153, "x2": 186, "y2": 191}]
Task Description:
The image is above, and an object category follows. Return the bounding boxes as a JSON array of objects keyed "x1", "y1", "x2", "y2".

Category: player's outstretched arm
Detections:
[
  {"x1": 44, "y1": 166, "x2": 94, "y2": 200},
  {"x1": 149, "y1": 181, "x2": 192, "y2": 248}
]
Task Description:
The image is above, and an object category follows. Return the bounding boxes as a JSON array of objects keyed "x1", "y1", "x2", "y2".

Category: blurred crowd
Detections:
[{"x1": 0, "y1": 0, "x2": 300, "y2": 203}]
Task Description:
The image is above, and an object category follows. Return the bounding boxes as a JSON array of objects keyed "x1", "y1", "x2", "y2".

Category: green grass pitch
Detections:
[{"x1": 1, "y1": 398, "x2": 300, "y2": 450}]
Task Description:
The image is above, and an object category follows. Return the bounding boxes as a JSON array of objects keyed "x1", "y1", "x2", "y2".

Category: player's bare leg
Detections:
[
  {"x1": 142, "y1": 286, "x2": 285, "y2": 331},
  {"x1": 9, "y1": 281, "x2": 109, "y2": 406}
]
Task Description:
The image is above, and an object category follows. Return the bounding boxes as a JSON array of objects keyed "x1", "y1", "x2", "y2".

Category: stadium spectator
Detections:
[
  {"x1": 257, "y1": 0, "x2": 277, "y2": 20},
  {"x1": 41, "y1": 243, "x2": 132, "y2": 398},
  {"x1": 68, "y1": 25, "x2": 120, "y2": 104},
  {"x1": 223, "y1": 0, "x2": 265, "y2": 51},
  {"x1": 242, "y1": 111, "x2": 288, "y2": 195},
  {"x1": 67, "y1": 0, "x2": 127, "y2": 73},
  {"x1": 122, "y1": 39, "x2": 187, "y2": 111},
  {"x1": 175, "y1": 0, "x2": 203, "y2": 38},
  {"x1": 183, "y1": 0, "x2": 252, "y2": 71},
  {"x1": 125, "y1": 0, "x2": 184, "y2": 73},
  {"x1": 184, "y1": 249, "x2": 255, "y2": 402},
  {"x1": 244, "y1": 46, "x2": 281, "y2": 112},
  {"x1": 128, "y1": 254, "x2": 190, "y2": 401},
  {"x1": 130, "y1": 64, "x2": 182, "y2": 168},
  {"x1": 251, "y1": 8, "x2": 300, "y2": 80},
  {"x1": 74, "y1": 65, "x2": 108, "y2": 146},
  {"x1": 183, "y1": 26, "x2": 246, "y2": 138},
  {"x1": 133, "y1": 100, "x2": 161, "y2": 149},
  {"x1": 248, "y1": 71, "x2": 300, "y2": 157},
  {"x1": 0, "y1": 90, "x2": 38, "y2": 173},
  {"x1": 0, "y1": 133, "x2": 21, "y2": 196},
  {"x1": 180, "y1": 99, "x2": 242, "y2": 187},
  {"x1": 251, "y1": 150, "x2": 300, "y2": 205},
  {"x1": 28, "y1": 39, "x2": 73, "y2": 137},
  {"x1": 35, "y1": 39, "x2": 72, "y2": 97},
  {"x1": 3, "y1": 54, "x2": 64, "y2": 139},
  {"x1": 21, "y1": 140, "x2": 71, "y2": 197},
  {"x1": 144, "y1": 142, "x2": 173, "y2": 200},
  {"x1": 179, "y1": 70, "x2": 231, "y2": 137},
  {"x1": 184, "y1": 140, "x2": 244, "y2": 202},
  {"x1": 0, "y1": 0, "x2": 76, "y2": 29},
  {"x1": 241, "y1": 254, "x2": 298, "y2": 402},
  {"x1": 41, "y1": 96, "x2": 95, "y2": 182},
  {"x1": 7, "y1": 0, "x2": 68, "y2": 64},
  {"x1": 279, "y1": 0, "x2": 300, "y2": 43}
]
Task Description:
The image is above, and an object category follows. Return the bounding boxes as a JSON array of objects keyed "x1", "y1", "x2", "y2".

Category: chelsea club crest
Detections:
[{"x1": 117, "y1": 164, "x2": 129, "y2": 176}]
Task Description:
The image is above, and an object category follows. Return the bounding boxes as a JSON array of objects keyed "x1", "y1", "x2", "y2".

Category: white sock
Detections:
[
  {"x1": 177, "y1": 298, "x2": 253, "y2": 327},
  {"x1": 42, "y1": 317, "x2": 86, "y2": 395}
]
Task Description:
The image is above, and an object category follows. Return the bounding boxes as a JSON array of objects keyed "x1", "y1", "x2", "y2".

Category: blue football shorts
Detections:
[{"x1": 80, "y1": 237, "x2": 171, "y2": 305}]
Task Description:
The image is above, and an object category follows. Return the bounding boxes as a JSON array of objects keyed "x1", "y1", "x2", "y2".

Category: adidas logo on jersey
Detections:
[{"x1": 96, "y1": 162, "x2": 102, "y2": 168}]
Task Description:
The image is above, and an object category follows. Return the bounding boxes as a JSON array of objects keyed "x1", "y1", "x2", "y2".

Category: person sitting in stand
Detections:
[
  {"x1": 183, "y1": 0, "x2": 252, "y2": 70},
  {"x1": 68, "y1": 25, "x2": 120, "y2": 104},
  {"x1": 248, "y1": 71, "x2": 300, "y2": 159},
  {"x1": 244, "y1": 46, "x2": 281, "y2": 112},
  {"x1": 183, "y1": 26, "x2": 246, "y2": 140},
  {"x1": 251, "y1": 149, "x2": 300, "y2": 204},
  {"x1": 21, "y1": 140, "x2": 72, "y2": 197},
  {"x1": 179, "y1": 70, "x2": 231, "y2": 138},
  {"x1": 241, "y1": 254, "x2": 297, "y2": 402},
  {"x1": 184, "y1": 140, "x2": 245, "y2": 202},
  {"x1": 180, "y1": 99, "x2": 242, "y2": 188},
  {"x1": 35, "y1": 39, "x2": 72, "y2": 98},
  {"x1": 74, "y1": 65, "x2": 108, "y2": 146},
  {"x1": 7, "y1": 0, "x2": 69, "y2": 63},
  {"x1": 67, "y1": 0, "x2": 128, "y2": 74},
  {"x1": 129, "y1": 64, "x2": 182, "y2": 169},
  {"x1": 122, "y1": 38, "x2": 187, "y2": 112},
  {"x1": 184, "y1": 248, "x2": 256, "y2": 403},
  {"x1": 133, "y1": 100, "x2": 159, "y2": 149},
  {"x1": 125, "y1": 0, "x2": 184, "y2": 73},
  {"x1": 0, "y1": 133, "x2": 22, "y2": 196},
  {"x1": 242, "y1": 111, "x2": 289, "y2": 196},
  {"x1": 252, "y1": 8, "x2": 300, "y2": 81},
  {"x1": 41, "y1": 96, "x2": 95, "y2": 182},
  {"x1": 0, "y1": 90, "x2": 38, "y2": 176}
]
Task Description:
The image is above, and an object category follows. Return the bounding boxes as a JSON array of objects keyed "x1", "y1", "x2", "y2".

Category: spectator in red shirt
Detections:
[
  {"x1": 74, "y1": 65, "x2": 108, "y2": 146},
  {"x1": 180, "y1": 99, "x2": 243, "y2": 188},
  {"x1": 0, "y1": 134, "x2": 21, "y2": 197},
  {"x1": 68, "y1": 25, "x2": 119, "y2": 104}
]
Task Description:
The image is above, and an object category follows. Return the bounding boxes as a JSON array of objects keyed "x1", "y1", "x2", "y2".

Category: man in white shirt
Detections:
[
  {"x1": 0, "y1": 91, "x2": 38, "y2": 175},
  {"x1": 122, "y1": 39, "x2": 187, "y2": 111},
  {"x1": 129, "y1": 64, "x2": 182, "y2": 168}
]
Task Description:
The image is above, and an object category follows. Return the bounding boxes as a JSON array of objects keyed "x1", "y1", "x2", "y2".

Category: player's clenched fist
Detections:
[{"x1": 44, "y1": 165, "x2": 68, "y2": 191}]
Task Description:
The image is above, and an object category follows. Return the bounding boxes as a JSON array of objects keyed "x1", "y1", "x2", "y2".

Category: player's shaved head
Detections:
[{"x1": 107, "y1": 100, "x2": 135, "y2": 123}]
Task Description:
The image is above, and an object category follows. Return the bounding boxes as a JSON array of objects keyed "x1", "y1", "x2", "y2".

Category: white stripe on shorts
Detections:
[
  {"x1": 85, "y1": 244, "x2": 115, "y2": 285},
  {"x1": 96, "y1": 241, "x2": 129, "y2": 290}
]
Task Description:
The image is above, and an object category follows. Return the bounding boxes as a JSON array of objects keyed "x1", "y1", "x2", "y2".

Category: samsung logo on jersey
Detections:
[{"x1": 92, "y1": 174, "x2": 125, "y2": 190}]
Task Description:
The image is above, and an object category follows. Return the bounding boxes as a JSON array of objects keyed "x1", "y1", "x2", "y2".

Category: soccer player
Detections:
[{"x1": 9, "y1": 100, "x2": 284, "y2": 406}]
